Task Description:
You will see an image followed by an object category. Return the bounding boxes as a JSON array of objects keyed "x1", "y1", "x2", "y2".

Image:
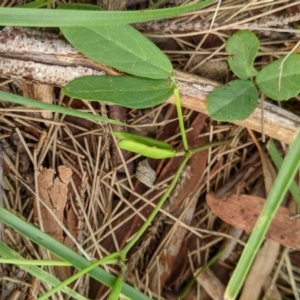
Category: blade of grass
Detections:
[
  {"x1": 225, "y1": 129, "x2": 300, "y2": 300},
  {"x1": 0, "y1": 207, "x2": 152, "y2": 300},
  {"x1": 0, "y1": 90, "x2": 125, "y2": 126},
  {"x1": 20, "y1": 0, "x2": 56, "y2": 8},
  {"x1": 0, "y1": 0, "x2": 214, "y2": 27},
  {"x1": 0, "y1": 259, "x2": 71, "y2": 265},
  {"x1": 38, "y1": 253, "x2": 119, "y2": 300},
  {"x1": 267, "y1": 139, "x2": 300, "y2": 206},
  {"x1": 0, "y1": 241, "x2": 88, "y2": 300},
  {"x1": 179, "y1": 248, "x2": 226, "y2": 299}
]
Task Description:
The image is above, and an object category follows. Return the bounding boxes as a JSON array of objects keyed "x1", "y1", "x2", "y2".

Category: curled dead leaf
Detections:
[{"x1": 206, "y1": 193, "x2": 300, "y2": 249}]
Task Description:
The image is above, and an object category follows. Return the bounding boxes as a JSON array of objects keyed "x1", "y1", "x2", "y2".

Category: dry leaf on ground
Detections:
[
  {"x1": 34, "y1": 165, "x2": 73, "y2": 280},
  {"x1": 206, "y1": 193, "x2": 300, "y2": 250}
]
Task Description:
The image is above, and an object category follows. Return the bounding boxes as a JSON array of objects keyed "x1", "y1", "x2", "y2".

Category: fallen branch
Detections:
[{"x1": 0, "y1": 27, "x2": 299, "y2": 145}]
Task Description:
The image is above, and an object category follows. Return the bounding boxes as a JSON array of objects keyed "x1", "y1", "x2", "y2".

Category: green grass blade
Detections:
[
  {"x1": 0, "y1": 208, "x2": 152, "y2": 300},
  {"x1": 0, "y1": 91, "x2": 125, "y2": 126},
  {"x1": 267, "y1": 139, "x2": 300, "y2": 206},
  {"x1": 20, "y1": 0, "x2": 56, "y2": 8},
  {"x1": 58, "y1": 4, "x2": 103, "y2": 11},
  {"x1": 0, "y1": 259, "x2": 70, "y2": 265},
  {"x1": 0, "y1": 241, "x2": 88, "y2": 300},
  {"x1": 0, "y1": 1, "x2": 214, "y2": 27},
  {"x1": 179, "y1": 248, "x2": 226, "y2": 299},
  {"x1": 39, "y1": 254, "x2": 119, "y2": 300},
  {"x1": 225, "y1": 130, "x2": 300, "y2": 300}
]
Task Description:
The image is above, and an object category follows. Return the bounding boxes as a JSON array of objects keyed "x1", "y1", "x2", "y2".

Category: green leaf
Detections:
[
  {"x1": 59, "y1": 5, "x2": 172, "y2": 79},
  {"x1": 207, "y1": 79, "x2": 258, "y2": 121},
  {"x1": 63, "y1": 76, "x2": 174, "y2": 109},
  {"x1": 226, "y1": 30, "x2": 259, "y2": 80},
  {"x1": 118, "y1": 140, "x2": 175, "y2": 159},
  {"x1": 256, "y1": 54, "x2": 300, "y2": 100},
  {"x1": 0, "y1": 1, "x2": 214, "y2": 27},
  {"x1": 60, "y1": 25, "x2": 172, "y2": 79},
  {"x1": 112, "y1": 131, "x2": 174, "y2": 151}
]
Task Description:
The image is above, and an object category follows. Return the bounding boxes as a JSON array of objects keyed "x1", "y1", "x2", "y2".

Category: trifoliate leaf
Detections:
[
  {"x1": 256, "y1": 54, "x2": 300, "y2": 100},
  {"x1": 226, "y1": 30, "x2": 259, "y2": 80},
  {"x1": 207, "y1": 79, "x2": 258, "y2": 121}
]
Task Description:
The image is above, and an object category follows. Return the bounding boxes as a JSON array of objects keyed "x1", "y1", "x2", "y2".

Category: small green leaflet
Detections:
[
  {"x1": 207, "y1": 80, "x2": 258, "y2": 122},
  {"x1": 63, "y1": 76, "x2": 174, "y2": 109},
  {"x1": 118, "y1": 140, "x2": 175, "y2": 159},
  {"x1": 112, "y1": 132, "x2": 174, "y2": 151},
  {"x1": 256, "y1": 54, "x2": 300, "y2": 100},
  {"x1": 226, "y1": 30, "x2": 259, "y2": 80},
  {"x1": 60, "y1": 25, "x2": 172, "y2": 79}
]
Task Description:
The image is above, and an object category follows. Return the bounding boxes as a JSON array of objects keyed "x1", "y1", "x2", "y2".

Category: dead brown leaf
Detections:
[
  {"x1": 34, "y1": 165, "x2": 73, "y2": 280},
  {"x1": 206, "y1": 193, "x2": 300, "y2": 250},
  {"x1": 195, "y1": 267, "x2": 225, "y2": 300}
]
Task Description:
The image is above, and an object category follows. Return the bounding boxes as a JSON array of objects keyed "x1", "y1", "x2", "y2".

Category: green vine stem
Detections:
[
  {"x1": 108, "y1": 262, "x2": 127, "y2": 300},
  {"x1": 172, "y1": 77, "x2": 189, "y2": 151},
  {"x1": 38, "y1": 253, "x2": 120, "y2": 300},
  {"x1": 174, "y1": 138, "x2": 234, "y2": 157},
  {"x1": 120, "y1": 154, "x2": 190, "y2": 259}
]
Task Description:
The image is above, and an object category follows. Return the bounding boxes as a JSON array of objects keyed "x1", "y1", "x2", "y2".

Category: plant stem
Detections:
[
  {"x1": 108, "y1": 262, "x2": 127, "y2": 300},
  {"x1": 38, "y1": 253, "x2": 120, "y2": 300},
  {"x1": 172, "y1": 77, "x2": 189, "y2": 151},
  {"x1": 179, "y1": 248, "x2": 226, "y2": 300},
  {"x1": 120, "y1": 154, "x2": 190, "y2": 259},
  {"x1": 189, "y1": 138, "x2": 233, "y2": 155},
  {"x1": 175, "y1": 138, "x2": 233, "y2": 157}
]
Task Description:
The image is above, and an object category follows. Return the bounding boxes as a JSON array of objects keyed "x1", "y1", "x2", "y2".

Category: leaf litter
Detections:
[
  {"x1": 1, "y1": 0, "x2": 300, "y2": 299},
  {"x1": 35, "y1": 166, "x2": 73, "y2": 281}
]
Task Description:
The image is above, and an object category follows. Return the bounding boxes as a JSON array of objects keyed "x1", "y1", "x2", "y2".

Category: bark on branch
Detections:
[{"x1": 0, "y1": 27, "x2": 299, "y2": 145}]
